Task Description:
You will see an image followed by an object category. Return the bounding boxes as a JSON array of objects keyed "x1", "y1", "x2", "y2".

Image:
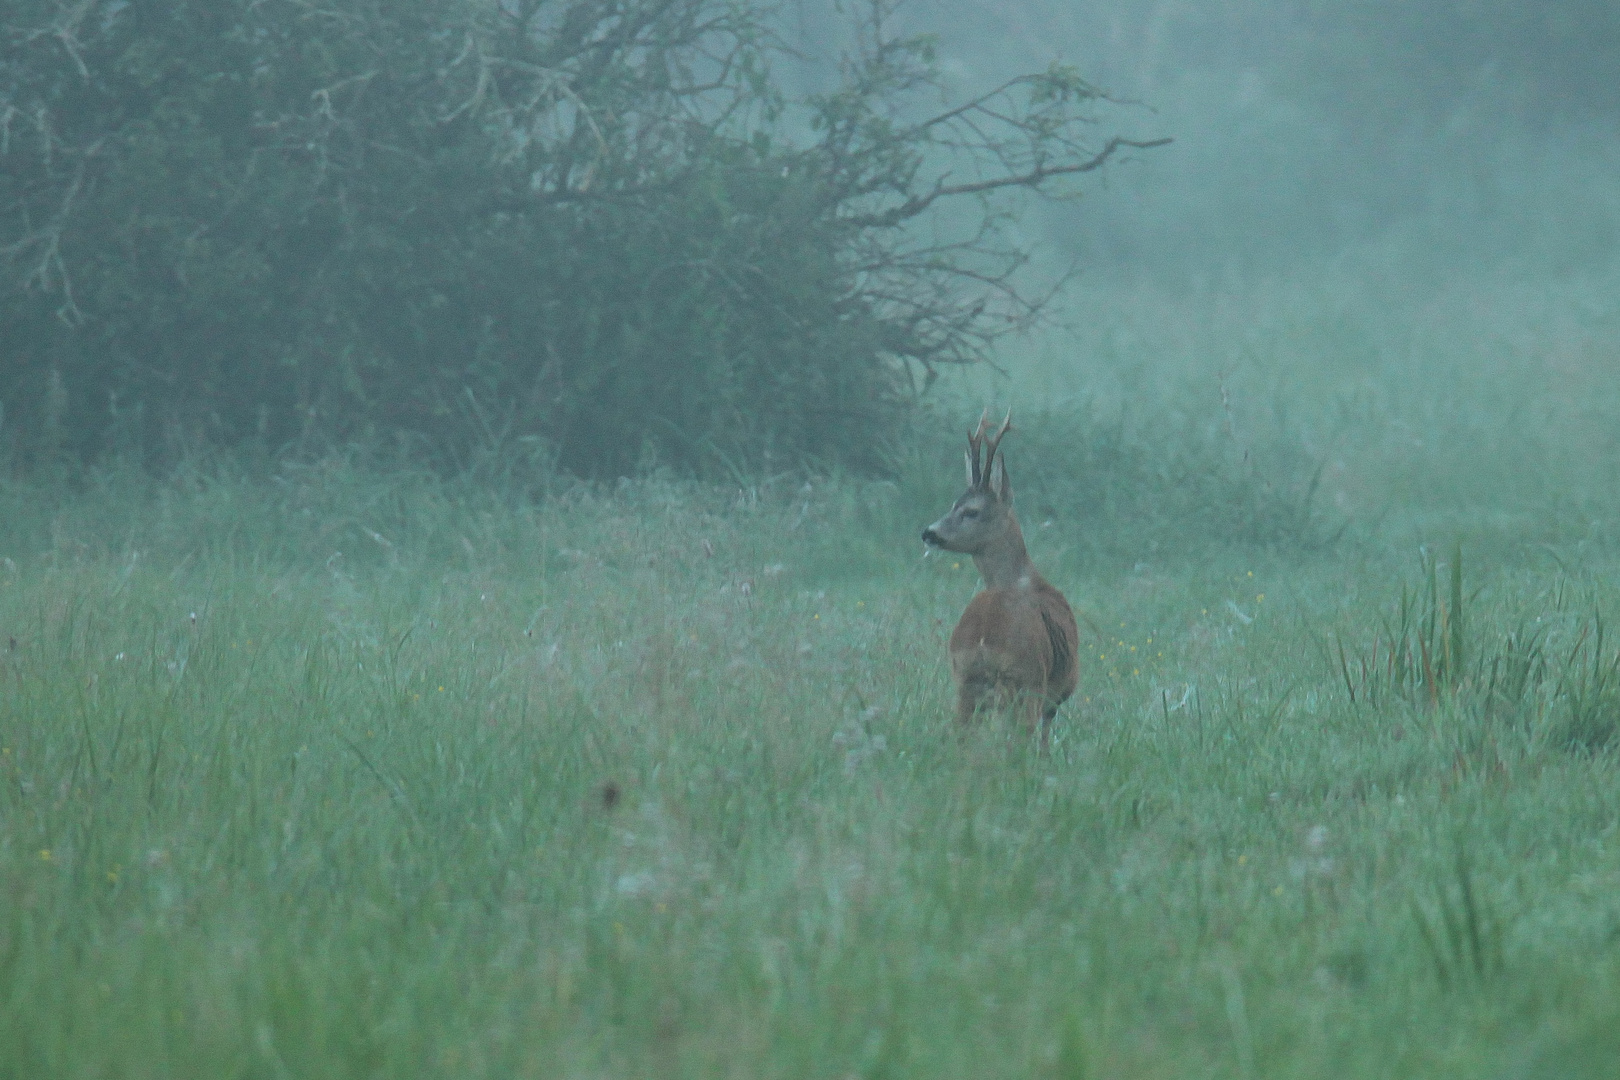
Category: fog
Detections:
[
  {"x1": 777, "y1": 0, "x2": 1620, "y2": 528},
  {"x1": 836, "y1": 0, "x2": 1620, "y2": 285}
]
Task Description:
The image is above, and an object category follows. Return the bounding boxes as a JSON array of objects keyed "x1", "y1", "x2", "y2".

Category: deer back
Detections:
[{"x1": 949, "y1": 571, "x2": 1078, "y2": 707}]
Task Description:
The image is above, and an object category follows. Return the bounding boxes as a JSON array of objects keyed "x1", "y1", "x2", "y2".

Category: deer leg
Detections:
[
  {"x1": 955, "y1": 681, "x2": 980, "y2": 728},
  {"x1": 1015, "y1": 693, "x2": 1045, "y2": 752},
  {"x1": 1037, "y1": 704, "x2": 1057, "y2": 755}
]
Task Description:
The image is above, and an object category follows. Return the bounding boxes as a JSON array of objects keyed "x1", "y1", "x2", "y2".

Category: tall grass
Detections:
[
  {"x1": 2, "y1": 459, "x2": 1620, "y2": 1076},
  {"x1": 3, "y1": 257, "x2": 1620, "y2": 1077}
]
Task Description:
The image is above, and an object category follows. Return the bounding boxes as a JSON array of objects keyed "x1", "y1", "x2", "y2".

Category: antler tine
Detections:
[
  {"x1": 966, "y1": 408, "x2": 990, "y2": 485},
  {"x1": 983, "y1": 410, "x2": 1013, "y2": 475},
  {"x1": 969, "y1": 409, "x2": 991, "y2": 449}
]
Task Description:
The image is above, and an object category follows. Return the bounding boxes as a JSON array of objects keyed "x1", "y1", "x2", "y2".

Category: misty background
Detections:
[
  {"x1": 868, "y1": 0, "x2": 1620, "y2": 531},
  {"x1": 860, "y1": 0, "x2": 1620, "y2": 279}
]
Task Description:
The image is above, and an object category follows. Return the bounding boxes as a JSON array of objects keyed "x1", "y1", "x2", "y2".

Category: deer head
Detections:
[{"x1": 920, "y1": 410, "x2": 1016, "y2": 555}]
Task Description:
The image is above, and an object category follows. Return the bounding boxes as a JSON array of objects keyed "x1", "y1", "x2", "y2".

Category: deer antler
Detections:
[
  {"x1": 966, "y1": 409, "x2": 991, "y2": 486},
  {"x1": 982, "y1": 410, "x2": 1012, "y2": 485}
]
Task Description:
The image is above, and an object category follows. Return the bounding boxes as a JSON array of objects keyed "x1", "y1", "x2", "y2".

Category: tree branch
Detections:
[{"x1": 839, "y1": 135, "x2": 1172, "y2": 229}]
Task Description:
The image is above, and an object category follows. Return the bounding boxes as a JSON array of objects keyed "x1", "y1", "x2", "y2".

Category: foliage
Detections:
[
  {"x1": 1336, "y1": 548, "x2": 1620, "y2": 754},
  {"x1": 0, "y1": 0, "x2": 1159, "y2": 476}
]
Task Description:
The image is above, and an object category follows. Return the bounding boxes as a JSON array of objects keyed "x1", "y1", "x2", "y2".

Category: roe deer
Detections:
[{"x1": 921, "y1": 412, "x2": 1078, "y2": 749}]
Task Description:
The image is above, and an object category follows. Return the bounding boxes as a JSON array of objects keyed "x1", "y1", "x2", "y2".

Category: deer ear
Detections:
[
  {"x1": 989, "y1": 456, "x2": 1011, "y2": 502},
  {"x1": 964, "y1": 448, "x2": 976, "y2": 488}
]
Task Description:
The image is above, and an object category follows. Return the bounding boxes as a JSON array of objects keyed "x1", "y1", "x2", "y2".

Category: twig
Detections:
[{"x1": 842, "y1": 136, "x2": 1172, "y2": 228}]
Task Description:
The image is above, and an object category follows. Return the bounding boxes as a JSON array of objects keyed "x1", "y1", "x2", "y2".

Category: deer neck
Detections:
[{"x1": 972, "y1": 513, "x2": 1036, "y2": 591}]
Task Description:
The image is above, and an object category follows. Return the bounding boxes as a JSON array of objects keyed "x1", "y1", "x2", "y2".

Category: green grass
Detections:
[
  {"x1": 3, "y1": 262, "x2": 1620, "y2": 1077},
  {"x1": 3, "y1": 464, "x2": 1620, "y2": 1078}
]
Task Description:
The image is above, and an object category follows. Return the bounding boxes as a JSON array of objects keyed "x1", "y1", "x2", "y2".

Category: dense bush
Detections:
[{"x1": 0, "y1": 0, "x2": 1158, "y2": 477}]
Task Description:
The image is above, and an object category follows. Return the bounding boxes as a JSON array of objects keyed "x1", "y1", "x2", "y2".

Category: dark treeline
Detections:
[{"x1": 0, "y1": 0, "x2": 1160, "y2": 478}]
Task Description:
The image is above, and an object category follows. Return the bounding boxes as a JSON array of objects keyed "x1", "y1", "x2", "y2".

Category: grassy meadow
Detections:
[{"x1": 3, "y1": 266, "x2": 1620, "y2": 1078}]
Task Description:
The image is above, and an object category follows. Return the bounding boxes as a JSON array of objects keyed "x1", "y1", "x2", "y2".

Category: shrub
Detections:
[{"x1": 1, "y1": 0, "x2": 1161, "y2": 477}]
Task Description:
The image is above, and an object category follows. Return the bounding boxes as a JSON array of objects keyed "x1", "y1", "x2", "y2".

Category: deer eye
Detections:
[{"x1": 960, "y1": 507, "x2": 980, "y2": 519}]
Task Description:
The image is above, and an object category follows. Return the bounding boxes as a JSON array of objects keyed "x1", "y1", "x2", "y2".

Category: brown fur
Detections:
[{"x1": 921, "y1": 413, "x2": 1079, "y2": 749}]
